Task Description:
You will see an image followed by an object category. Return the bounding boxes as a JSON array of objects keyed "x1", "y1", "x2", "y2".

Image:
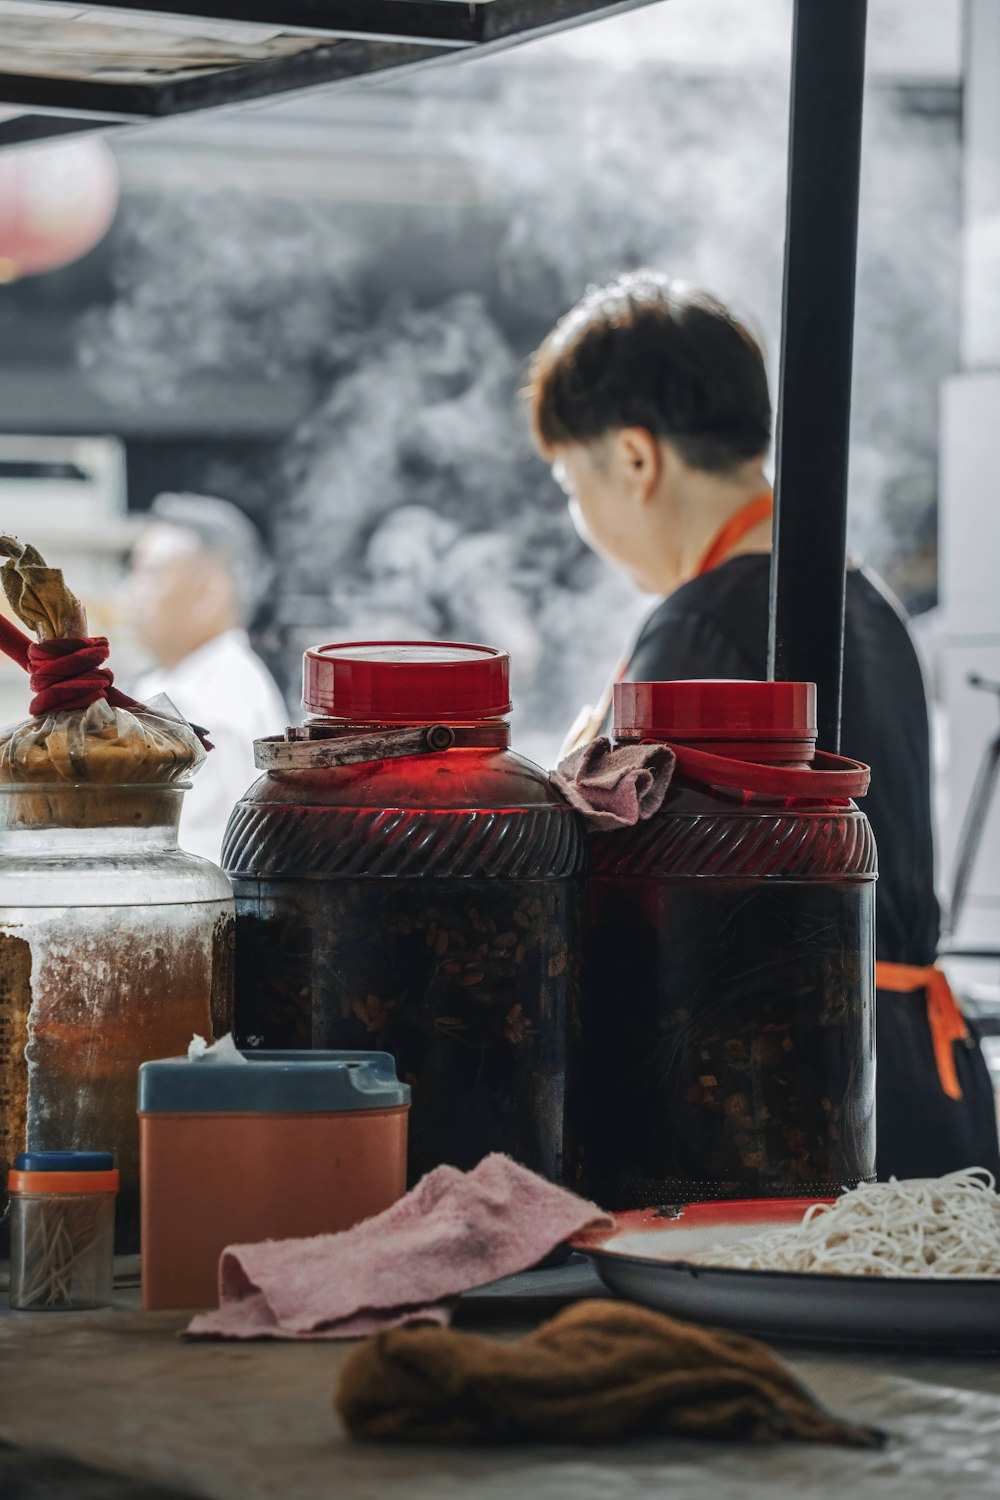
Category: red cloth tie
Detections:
[
  {"x1": 27, "y1": 636, "x2": 118, "y2": 717},
  {"x1": 0, "y1": 611, "x2": 212, "y2": 749},
  {"x1": 0, "y1": 611, "x2": 137, "y2": 714}
]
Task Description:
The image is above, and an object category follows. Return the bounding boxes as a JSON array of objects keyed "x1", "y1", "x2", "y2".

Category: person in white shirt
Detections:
[{"x1": 125, "y1": 492, "x2": 288, "y2": 863}]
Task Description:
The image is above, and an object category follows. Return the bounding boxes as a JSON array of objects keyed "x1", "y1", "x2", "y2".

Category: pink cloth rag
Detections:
[
  {"x1": 185, "y1": 1154, "x2": 611, "y2": 1341},
  {"x1": 552, "y1": 736, "x2": 676, "y2": 830}
]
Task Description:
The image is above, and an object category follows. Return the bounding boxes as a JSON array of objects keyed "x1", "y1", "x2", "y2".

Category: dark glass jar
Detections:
[
  {"x1": 224, "y1": 642, "x2": 586, "y2": 1188},
  {"x1": 586, "y1": 680, "x2": 876, "y2": 1208}
]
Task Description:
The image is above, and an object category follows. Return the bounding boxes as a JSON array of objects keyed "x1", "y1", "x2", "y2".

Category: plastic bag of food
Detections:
[{"x1": 0, "y1": 536, "x2": 206, "y2": 803}]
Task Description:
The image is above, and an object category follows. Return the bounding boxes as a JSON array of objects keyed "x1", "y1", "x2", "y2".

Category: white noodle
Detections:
[{"x1": 687, "y1": 1168, "x2": 1000, "y2": 1278}]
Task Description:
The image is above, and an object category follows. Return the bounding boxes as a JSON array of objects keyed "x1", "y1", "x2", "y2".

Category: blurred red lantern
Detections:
[{"x1": 0, "y1": 136, "x2": 120, "y2": 284}]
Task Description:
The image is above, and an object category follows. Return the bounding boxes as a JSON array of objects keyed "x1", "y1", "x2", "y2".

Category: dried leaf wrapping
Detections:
[
  {"x1": 0, "y1": 536, "x2": 203, "y2": 799},
  {"x1": 0, "y1": 536, "x2": 86, "y2": 641}
]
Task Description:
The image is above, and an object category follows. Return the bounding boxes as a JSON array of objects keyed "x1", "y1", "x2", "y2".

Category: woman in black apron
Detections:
[{"x1": 529, "y1": 270, "x2": 999, "y2": 1181}]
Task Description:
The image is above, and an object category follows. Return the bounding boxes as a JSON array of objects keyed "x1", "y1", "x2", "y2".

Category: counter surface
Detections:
[{"x1": 2, "y1": 1267, "x2": 1000, "y2": 1500}]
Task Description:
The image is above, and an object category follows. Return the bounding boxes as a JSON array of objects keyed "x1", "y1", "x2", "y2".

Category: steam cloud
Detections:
[{"x1": 76, "y1": 34, "x2": 958, "y2": 762}]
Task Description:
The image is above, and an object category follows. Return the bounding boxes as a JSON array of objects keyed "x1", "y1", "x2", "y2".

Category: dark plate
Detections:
[{"x1": 574, "y1": 1200, "x2": 1000, "y2": 1351}]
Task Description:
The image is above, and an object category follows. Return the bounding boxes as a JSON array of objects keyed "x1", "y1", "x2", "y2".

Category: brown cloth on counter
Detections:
[
  {"x1": 551, "y1": 736, "x2": 676, "y2": 830},
  {"x1": 335, "y1": 1300, "x2": 884, "y2": 1449}
]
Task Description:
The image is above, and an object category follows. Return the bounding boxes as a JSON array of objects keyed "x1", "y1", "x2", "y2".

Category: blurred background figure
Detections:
[{"x1": 125, "y1": 493, "x2": 287, "y2": 862}]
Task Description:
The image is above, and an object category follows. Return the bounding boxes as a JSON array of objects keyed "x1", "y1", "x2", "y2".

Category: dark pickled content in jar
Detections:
[
  {"x1": 234, "y1": 879, "x2": 582, "y2": 1184},
  {"x1": 225, "y1": 641, "x2": 587, "y2": 1189},
  {"x1": 585, "y1": 680, "x2": 877, "y2": 1209}
]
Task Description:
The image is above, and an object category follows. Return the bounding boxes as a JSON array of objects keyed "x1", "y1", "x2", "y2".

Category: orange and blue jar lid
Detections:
[{"x1": 8, "y1": 1150, "x2": 119, "y2": 1195}]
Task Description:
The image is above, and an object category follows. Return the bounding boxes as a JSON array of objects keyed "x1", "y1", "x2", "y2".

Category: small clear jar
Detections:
[{"x1": 9, "y1": 1151, "x2": 118, "y2": 1311}]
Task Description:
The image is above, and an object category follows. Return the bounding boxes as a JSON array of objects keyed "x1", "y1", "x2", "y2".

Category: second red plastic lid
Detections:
[
  {"x1": 303, "y1": 641, "x2": 512, "y2": 722},
  {"x1": 615, "y1": 679, "x2": 817, "y2": 744}
]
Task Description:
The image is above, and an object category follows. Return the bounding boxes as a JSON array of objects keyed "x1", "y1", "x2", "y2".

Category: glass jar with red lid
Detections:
[
  {"x1": 223, "y1": 641, "x2": 586, "y2": 1187},
  {"x1": 586, "y1": 679, "x2": 876, "y2": 1208}
]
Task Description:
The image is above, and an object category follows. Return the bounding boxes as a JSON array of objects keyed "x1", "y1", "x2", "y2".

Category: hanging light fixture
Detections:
[{"x1": 0, "y1": 135, "x2": 120, "y2": 284}]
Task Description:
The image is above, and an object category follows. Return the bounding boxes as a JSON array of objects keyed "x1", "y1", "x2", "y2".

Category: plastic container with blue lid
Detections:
[
  {"x1": 138, "y1": 1048, "x2": 410, "y2": 1311},
  {"x1": 137, "y1": 1049, "x2": 409, "y2": 1115}
]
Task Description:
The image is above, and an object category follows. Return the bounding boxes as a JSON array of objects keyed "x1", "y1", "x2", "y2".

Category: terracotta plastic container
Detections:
[
  {"x1": 223, "y1": 641, "x2": 586, "y2": 1188},
  {"x1": 586, "y1": 679, "x2": 877, "y2": 1209},
  {"x1": 138, "y1": 1050, "x2": 409, "y2": 1311}
]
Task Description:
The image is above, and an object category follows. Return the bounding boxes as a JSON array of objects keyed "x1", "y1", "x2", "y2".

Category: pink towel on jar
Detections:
[
  {"x1": 186, "y1": 1154, "x2": 611, "y2": 1341},
  {"x1": 552, "y1": 736, "x2": 676, "y2": 830}
]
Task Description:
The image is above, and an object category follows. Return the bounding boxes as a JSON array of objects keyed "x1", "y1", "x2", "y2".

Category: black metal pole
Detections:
[{"x1": 768, "y1": 0, "x2": 868, "y2": 752}]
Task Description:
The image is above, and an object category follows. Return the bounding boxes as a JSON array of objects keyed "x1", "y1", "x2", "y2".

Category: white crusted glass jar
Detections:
[{"x1": 0, "y1": 783, "x2": 234, "y2": 1256}]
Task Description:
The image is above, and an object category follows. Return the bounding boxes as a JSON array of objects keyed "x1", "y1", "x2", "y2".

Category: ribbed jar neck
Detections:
[{"x1": 0, "y1": 784, "x2": 187, "y2": 854}]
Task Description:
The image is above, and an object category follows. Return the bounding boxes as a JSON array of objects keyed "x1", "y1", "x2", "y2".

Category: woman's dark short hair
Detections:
[{"x1": 527, "y1": 270, "x2": 772, "y2": 474}]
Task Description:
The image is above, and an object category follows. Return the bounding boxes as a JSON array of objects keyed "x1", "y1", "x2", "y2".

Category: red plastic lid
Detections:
[
  {"x1": 613, "y1": 679, "x2": 869, "y2": 798},
  {"x1": 303, "y1": 641, "x2": 512, "y2": 723},
  {"x1": 615, "y1": 679, "x2": 817, "y2": 744}
]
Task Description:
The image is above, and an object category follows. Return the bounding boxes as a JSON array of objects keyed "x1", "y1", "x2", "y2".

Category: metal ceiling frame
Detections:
[{"x1": 0, "y1": 0, "x2": 657, "y2": 130}]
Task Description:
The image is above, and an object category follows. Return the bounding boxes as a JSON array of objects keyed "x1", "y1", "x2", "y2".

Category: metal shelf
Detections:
[{"x1": 0, "y1": 0, "x2": 657, "y2": 137}]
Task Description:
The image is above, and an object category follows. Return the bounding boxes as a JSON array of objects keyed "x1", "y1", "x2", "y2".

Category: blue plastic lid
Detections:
[
  {"x1": 15, "y1": 1150, "x2": 114, "y2": 1172},
  {"x1": 137, "y1": 1050, "x2": 410, "y2": 1114}
]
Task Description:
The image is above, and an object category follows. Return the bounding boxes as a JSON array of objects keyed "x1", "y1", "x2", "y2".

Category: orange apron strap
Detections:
[
  {"x1": 696, "y1": 492, "x2": 774, "y2": 576},
  {"x1": 876, "y1": 961, "x2": 969, "y2": 1102}
]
